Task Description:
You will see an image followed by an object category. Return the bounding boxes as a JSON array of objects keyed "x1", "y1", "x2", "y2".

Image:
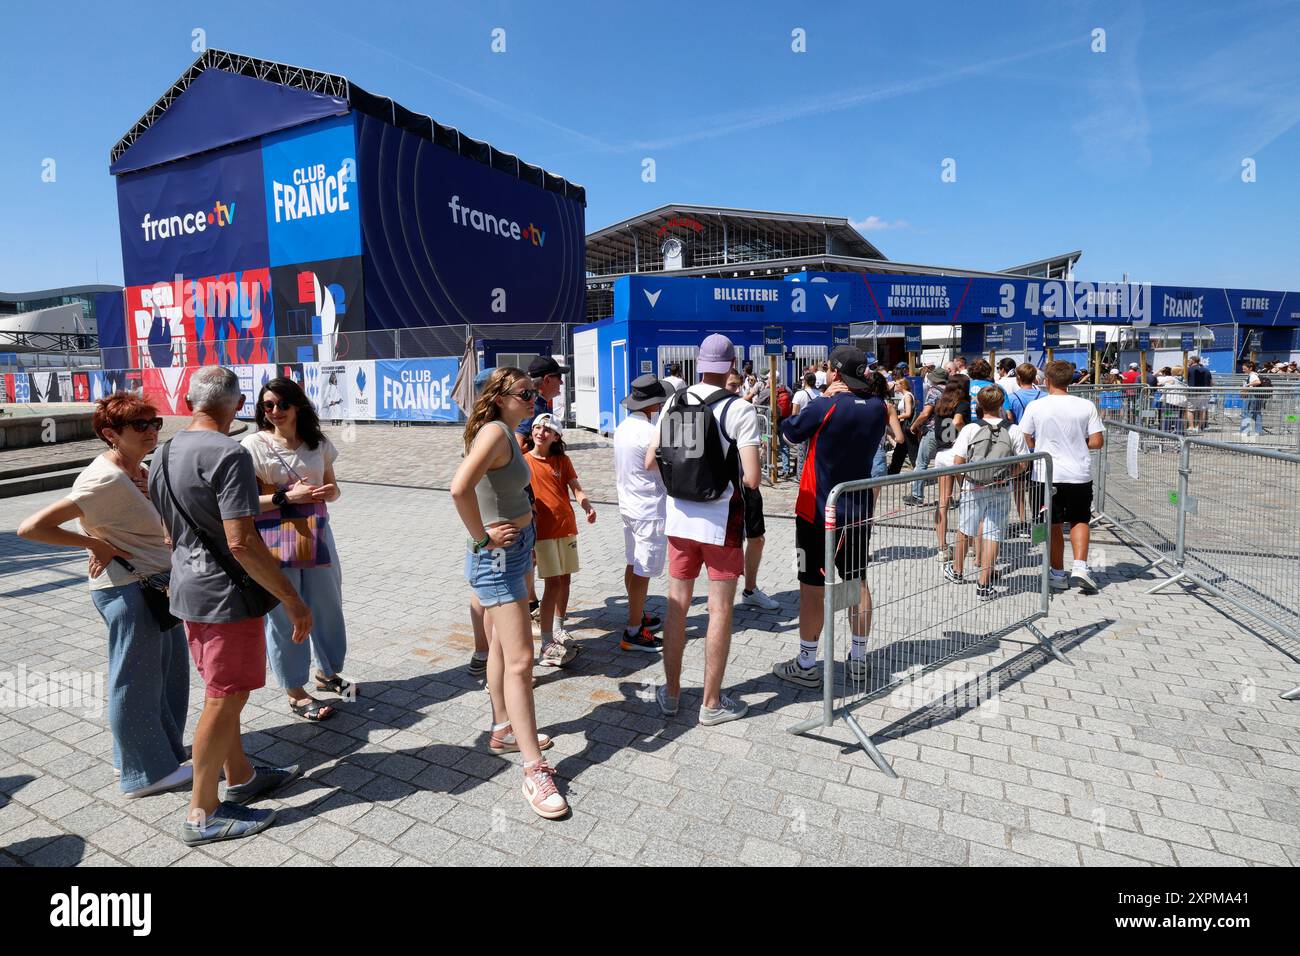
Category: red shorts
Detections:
[
  {"x1": 667, "y1": 536, "x2": 744, "y2": 581},
  {"x1": 184, "y1": 617, "x2": 267, "y2": 698}
]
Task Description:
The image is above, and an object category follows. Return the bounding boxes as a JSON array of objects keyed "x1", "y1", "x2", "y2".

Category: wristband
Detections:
[{"x1": 471, "y1": 533, "x2": 490, "y2": 553}]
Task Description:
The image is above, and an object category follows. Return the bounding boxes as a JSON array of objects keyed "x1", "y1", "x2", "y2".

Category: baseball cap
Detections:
[
  {"x1": 829, "y1": 345, "x2": 871, "y2": 391},
  {"x1": 528, "y1": 356, "x2": 565, "y2": 378},
  {"x1": 532, "y1": 413, "x2": 563, "y2": 437},
  {"x1": 895, "y1": 362, "x2": 908, "y2": 370},
  {"x1": 1129, "y1": 362, "x2": 1139, "y2": 369},
  {"x1": 698, "y1": 333, "x2": 736, "y2": 374}
]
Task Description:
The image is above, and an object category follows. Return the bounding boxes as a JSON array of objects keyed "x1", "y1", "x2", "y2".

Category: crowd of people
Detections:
[{"x1": 10, "y1": 336, "x2": 1119, "y2": 836}]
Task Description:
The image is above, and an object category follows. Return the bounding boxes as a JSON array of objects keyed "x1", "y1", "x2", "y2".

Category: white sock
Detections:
[
  {"x1": 1073, "y1": 559, "x2": 1089, "y2": 573},
  {"x1": 797, "y1": 640, "x2": 819, "y2": 669},
  {"x1": 849, "y1": 635, "x2": 868, "y2": 661}
]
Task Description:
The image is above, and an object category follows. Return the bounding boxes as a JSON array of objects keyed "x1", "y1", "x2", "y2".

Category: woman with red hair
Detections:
[{"x1": 18, "y1": 393, "x2": 191, "y2": 798}]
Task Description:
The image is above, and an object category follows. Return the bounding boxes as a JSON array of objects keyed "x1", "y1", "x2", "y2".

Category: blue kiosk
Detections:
[{"x1": 573, "y1": 275, "x2": 858, "y2": 432}]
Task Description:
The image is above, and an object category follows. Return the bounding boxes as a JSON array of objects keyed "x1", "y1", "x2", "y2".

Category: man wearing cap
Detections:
[
  {"x1": 774, "y1": 346, "x2": 885, "y2": 690},
  {"x1": 903, "y1": 366, "x2": 947, "y2": 506},
  {"x1": 517, "y1": 355, "x2": 565, "y2": 451},
  {"x1": 995, "y1": 358, "x2": 1018, "y2": 399},
  {"x1": 649, "y1": 333, "x2": 760, "y2": 726},
  {"x1": 614, "y1": 375, "x2": 673, "y2": 653}
]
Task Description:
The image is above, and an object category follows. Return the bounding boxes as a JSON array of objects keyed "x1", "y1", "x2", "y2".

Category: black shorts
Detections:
[
  {"x1": 743, "y1": 486, "x2": 765, "y2": 539},
  {"x1": 1030, "y1": 480, "x2": 1093, "y2": 526},
  {"x1": 796, "y1": 515, "x2": 870, "y2": 587}
]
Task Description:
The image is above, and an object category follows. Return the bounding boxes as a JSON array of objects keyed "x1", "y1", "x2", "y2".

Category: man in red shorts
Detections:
[
  {"x1": 649, "y1": 334, "x2": 761, "y2": 726},
  {"x1": 150, "y1": 367, "x2": 312, "y2": 847}
]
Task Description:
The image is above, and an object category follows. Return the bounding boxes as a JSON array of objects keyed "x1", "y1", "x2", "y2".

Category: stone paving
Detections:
[{"x1": 0, "y1": 423, "x2": 1298, "y2": 867}]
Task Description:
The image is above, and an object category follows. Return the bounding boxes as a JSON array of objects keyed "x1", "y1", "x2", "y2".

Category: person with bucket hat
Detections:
[{"x1": 613, "y1": 375, "x2": 675, "y2": 652}]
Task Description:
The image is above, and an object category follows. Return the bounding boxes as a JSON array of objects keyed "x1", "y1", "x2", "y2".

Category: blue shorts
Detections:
[
  {"x1": 871, "y1": 441, "x2": 888, "y2": 478},
  {"x1": 464, "y1": 523, "x2": 536, "y2": 608}
]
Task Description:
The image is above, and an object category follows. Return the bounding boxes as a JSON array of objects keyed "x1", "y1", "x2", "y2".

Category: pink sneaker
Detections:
[
  {"x1": 522, "y1": 760, "x2": 568, "y2": 819},
  {"x1": 488, "y1": 723, "x2": 553, "y2": 755}
]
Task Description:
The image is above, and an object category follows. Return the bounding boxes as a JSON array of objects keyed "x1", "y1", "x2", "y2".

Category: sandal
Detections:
[
  {"x1": 289, "y1": 697, "x2": 334, "y2": 722},
  {"x1": 314, "y1": 672, "x2": 355, "y2": 696}
]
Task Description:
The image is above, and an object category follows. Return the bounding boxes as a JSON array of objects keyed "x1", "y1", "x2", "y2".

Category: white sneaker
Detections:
[
  {"x1": 773, "y1": 658, "x2": 822, "y2": 689},
  {"x1": 522, "y1": 760, "x2": 568, "y2": 820},
  {"x1": 741, "y1": 587, "x2": 780, "y2": 610},
  {"x1": 699, "y1": 694, "x2": 748, "y2": 726},
  {"x1": 538, "y1": 640, "x2": 577, "y2": 667},
  {"x1": 124, "y1": 764, "x2": 193, "y2": 799},
  {"x1": 846, "y1": 656, "x2": 871, "y2": 684},
  {"x1": 1070, "y1": 567, "x2": 1099, "y2": 594}
]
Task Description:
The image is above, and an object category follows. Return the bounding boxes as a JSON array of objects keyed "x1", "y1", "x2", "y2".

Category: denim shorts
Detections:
[{"x1": 464, "y1": 522, "x2": 535, "y2": 607}]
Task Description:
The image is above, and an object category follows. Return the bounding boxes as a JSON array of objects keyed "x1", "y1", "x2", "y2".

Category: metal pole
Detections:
[{"x1": 768, "y1": 354, "x2": 778, "y2": 485}]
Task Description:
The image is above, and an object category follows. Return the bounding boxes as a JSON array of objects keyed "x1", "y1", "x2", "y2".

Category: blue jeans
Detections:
[
  {"x1": 265, "y1": 525, "x2": 348, "y2": 689},
  {"x1": 465, "y1": 522, "x2": 536, "y2": 607},
  {"x1": 778, "y1": 439, "x2": 793, "y2": 476},
  {"x1": 1240, "y1": 402, "x2": 1263, "y2": 436},
  {"x1": 911, "y1": 431, "x2": 936, "y2": 499},
  {"x1": 90, "y1": 584, "x2": 189, "y2": 793}
]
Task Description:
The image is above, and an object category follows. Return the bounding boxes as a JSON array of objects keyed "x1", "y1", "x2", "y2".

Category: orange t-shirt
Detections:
[{"x1": 525, "y1": 452, "x2": 578, "y2": 540}]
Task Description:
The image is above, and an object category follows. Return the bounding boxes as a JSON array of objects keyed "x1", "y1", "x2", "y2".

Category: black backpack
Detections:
[
  {"x1": 656, "y1": 388, "x2": 739, "y2": 502},
  {"x1": 964, "y1": 419, "x2": 1016, "y2": 486}
]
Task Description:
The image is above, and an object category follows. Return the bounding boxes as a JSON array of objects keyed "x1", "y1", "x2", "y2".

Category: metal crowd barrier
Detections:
[
  {"x1": 1079, "y1": 385, "x2": 1300, "y2": 452},
  {"x1": 788, "y1": 453, "x2": 1068, "y2": 776},
  {"x1": 1095, "y1": 421, "x2": 1300, "y2": 700}
]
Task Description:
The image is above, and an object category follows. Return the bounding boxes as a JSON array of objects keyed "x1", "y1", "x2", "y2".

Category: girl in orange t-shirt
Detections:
[{"x1": 524, "y1": 414, "x2": 595, "y2": 666}]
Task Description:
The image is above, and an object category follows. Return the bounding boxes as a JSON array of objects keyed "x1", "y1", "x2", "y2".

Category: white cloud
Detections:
[{"x1": 851, "y1": 216, "x2": 910, "y2": 232}]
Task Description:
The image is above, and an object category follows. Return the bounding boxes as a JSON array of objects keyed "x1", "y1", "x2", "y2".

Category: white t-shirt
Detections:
[
  {"x1": 814, "y1": 370, "x2": 828, "y2": 390},
  {"x1": 996, "y1": 375, "x2": 1019, "y2": 396},
  {"x1": 792, "y1": 386, "x2": 818, "y2": 416},
  {"x1": 663, "y1": 375, "x2": 686, "y2": 394},
  {"x1": 66, "y1": 455, "x2": 172, "y2": 590},
  {"x1": 662, "y1": 383, "x2": 760, "y2": 544},
  {"x1": 613, "y1": 412, "x2": 665, "y2": 521},
  {"x1": 241, "y1": 431, "x2": 339, "y2": 487},
  {"x1": 952, "y1": 416, "x2": 1029, "y2": 460},
  {"x1": 1018, "y1": 393, "x2": 1103, "y2": 484}
]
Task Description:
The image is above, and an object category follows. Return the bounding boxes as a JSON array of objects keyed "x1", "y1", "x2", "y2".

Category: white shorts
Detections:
[
  {"x1": 934, "y1": 448, "x2": 958, "y2": 469},
  {"x1": 957, "y1": 486, "x2": 1012, "y2": 541},
  {"x1": 622, "y1": 516, "x2": 666, "y2": 577}
]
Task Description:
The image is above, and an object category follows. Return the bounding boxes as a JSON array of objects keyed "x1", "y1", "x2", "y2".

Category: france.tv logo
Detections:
[
  {"x1": 140, "y1": 201, "x2": 236, "y2": 242},
  {"x1": 447, "y1": 195, "x2": 545, "y2": 247}
]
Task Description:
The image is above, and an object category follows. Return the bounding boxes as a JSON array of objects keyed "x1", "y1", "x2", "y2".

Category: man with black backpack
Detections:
[
  {"x1": 150, "y1": 367, "x2": 313, "y2": 847},
  {"x1": 949, "y1": 386, "x2": 1029, "y2": 598},
  {"x1": 648, "y1": 333, "x2": 761, "y2": 726}
]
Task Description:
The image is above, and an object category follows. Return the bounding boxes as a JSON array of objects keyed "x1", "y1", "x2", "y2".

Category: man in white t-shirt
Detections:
[
  {"x1": 995, "y1": 358, "x2": 1019, "y2": 401},
  {"x1": 949, "y1": 385, "x2": 1029, "y2": 597},
  {"x1": 1018, "y1": 360, "x2": 1106, "y2": 594},
  {"x1": 662, "y1": 363, "x2": 686, "y2": 395},
  {"x1": 614, "y1": 374, "x2": 674, "y2": 654},
  {"x1": 647, "y1": 334, "x2": 760, "y2": 727}
]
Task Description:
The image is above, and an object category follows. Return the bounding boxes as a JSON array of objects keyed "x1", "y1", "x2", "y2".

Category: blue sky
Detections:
[{"x1": 2, "y1": 0, "x2": 1299, "y2": 291}]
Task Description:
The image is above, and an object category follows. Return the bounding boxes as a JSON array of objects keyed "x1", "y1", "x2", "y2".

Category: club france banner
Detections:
[{"x1": 374, "y1": 358, "x2": 461, "y2": 421}]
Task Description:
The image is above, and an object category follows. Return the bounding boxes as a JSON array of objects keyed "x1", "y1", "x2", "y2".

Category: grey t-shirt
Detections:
[{"x1": 149, "y1": 429, "x2": 279, "y2": 624}]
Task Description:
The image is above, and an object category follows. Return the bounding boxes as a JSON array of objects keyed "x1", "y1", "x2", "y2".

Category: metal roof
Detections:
[
  {"x1": 585, "y1": 203, "x2": 886, "y2": 264},
  {"x1": 0, "y1": 284, "x2": 122, "y2": 303},
  {"x1": 1000, "y1": 250, "x2": 1082, "y2": 277}
]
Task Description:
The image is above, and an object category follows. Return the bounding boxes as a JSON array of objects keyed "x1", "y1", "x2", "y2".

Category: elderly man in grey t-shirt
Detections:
[{"x1": 149, "y1": 366, "x2": 312, "y2": 847}]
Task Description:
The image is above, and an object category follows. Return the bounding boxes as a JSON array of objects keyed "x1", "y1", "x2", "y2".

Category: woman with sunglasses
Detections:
[
  {"x1": 242, "y1": 377, "x2": 348, "y2": 722},
  {"x1": 451, "y1": 367, "x2": 568, "y2": 820},
  {"x1": 18, "y1": 394, "x2": 191, "y2": 798}
]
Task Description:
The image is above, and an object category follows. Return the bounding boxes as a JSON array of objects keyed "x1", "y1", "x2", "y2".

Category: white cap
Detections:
[{"x1": 532, "y1": 413, "x2": 563, "y2": 437}]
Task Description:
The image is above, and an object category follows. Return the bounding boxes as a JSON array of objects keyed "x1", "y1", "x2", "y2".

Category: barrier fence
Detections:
[
  {"x1": 788, "y1": 453, "x2": 1067, "y2": 776},
  {"x1": 1095, "y1": 420, "x2": 1300, "y2": 700},
  {"x1": 1074, "y1": 385, "x2": 1300, "y2": 451}
]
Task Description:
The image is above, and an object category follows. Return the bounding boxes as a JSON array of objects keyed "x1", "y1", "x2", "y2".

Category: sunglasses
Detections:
[
  {"x1": 124, "y1": 418, "x2": 164, "y2": 433},
  {"x1": 508, "y1": 388, "x2": 539, "y2": 402},
  {"x1": 261, "y1": 399, "x2": 295, "y2": 412}
]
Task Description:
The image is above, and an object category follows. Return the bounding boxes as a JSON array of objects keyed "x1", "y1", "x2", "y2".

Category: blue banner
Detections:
[
  {"x1": 904, "y1": 325, "x2": 922, "y2": 351},
  {"x1": 116, "y1": 138, "x2": 270, "y2": 287},
  {"x1": 1043, "y1": 322, "x2": 1060, "y2": 348},
  {"x1": 832, "y1": 325, "x2": 850, "y2": 346},
  {"x1": 374, "y1": 357, "x2": 461, "y2": 421},
  {"x1": 1137, "y1": 331, "x2": 1150, "y2": 350},
  {"x1": 262, "y1": 114, "x2": 361, "y2": 267},
  {"x1": 1180, "y1": 332, "x2": 1196, "y2": 350},
  {"x1": 617, "y1": 275, "x2": 853, "y2": 325}
]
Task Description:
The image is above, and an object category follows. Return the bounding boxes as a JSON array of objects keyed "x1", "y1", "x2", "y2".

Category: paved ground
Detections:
[{"x1": 1, "y1": 424, "x2": 1297, "y2": 867}]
